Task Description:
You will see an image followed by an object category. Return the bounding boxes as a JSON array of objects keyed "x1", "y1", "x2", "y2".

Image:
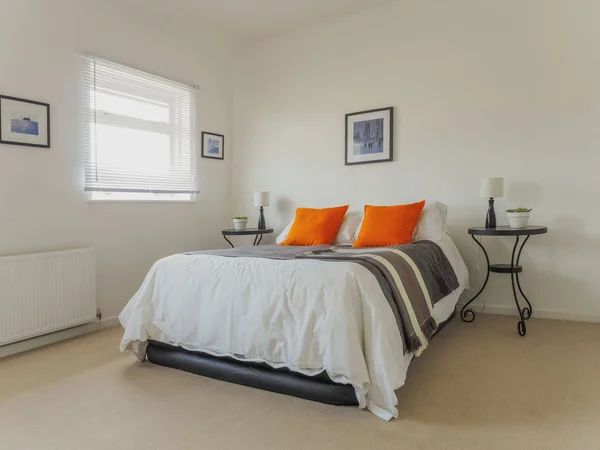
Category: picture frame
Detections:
[
  {"x1": 0, "y1": 95, "x2": 50, "y2": 148},
  {"x1": 201, "y1": 131, "x2": 224, "y2": 160},
  {"x1": 345, "y1": 106, "x2": 393, "y2": 165}
]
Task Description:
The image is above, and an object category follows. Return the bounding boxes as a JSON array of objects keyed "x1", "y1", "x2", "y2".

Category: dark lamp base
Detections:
[{"x1": 485, "y1": 197, "x2": 497, "y2": 228}]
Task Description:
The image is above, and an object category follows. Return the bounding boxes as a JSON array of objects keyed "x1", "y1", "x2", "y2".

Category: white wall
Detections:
[
  {"x1": 232, "y1": 0, "x2": 600, "y2": 321},
  {"x1": 0, "y1": 0, "x2": 235, "y2": 320}
]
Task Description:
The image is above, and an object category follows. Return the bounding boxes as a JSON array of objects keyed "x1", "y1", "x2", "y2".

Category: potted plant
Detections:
[
  {"x1": 232, "y1": 216, "x2": 248, "y2": 230},
  {"x1": 506, "y1": 208, "x2": 532, "y2": 229}
]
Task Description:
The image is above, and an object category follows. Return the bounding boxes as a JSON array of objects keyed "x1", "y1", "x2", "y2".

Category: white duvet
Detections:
[{"x1": 119, "y1": 234, "x2": 468, "y2": 420}]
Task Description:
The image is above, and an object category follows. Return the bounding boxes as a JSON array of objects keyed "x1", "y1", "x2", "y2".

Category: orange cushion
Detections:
[
  {"x1": 281, "y1": 205, "x2": 350, "y2": 246},
  {"x1": 353, "y1": 201, "x2": 426, "y2": 248}
]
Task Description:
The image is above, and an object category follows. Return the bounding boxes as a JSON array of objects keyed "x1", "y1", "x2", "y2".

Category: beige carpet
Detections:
[{"x1": 1, "y1": 315, "x2": 599, "y2": 450}]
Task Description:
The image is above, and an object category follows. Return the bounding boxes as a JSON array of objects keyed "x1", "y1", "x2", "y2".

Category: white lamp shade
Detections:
[
  {"x1": 254, "y1": 191, "x2": 270, "y2": 207},
  {"x1": 480, "y1": 177, "x2": 504, "y2": 198}
]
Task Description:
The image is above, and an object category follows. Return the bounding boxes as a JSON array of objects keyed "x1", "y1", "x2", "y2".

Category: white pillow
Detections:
[
  {"x1": 276, "y1": 210, "x2": 363, "y2": 245},
  {"x1": 413, "y1": 201, "x2": 448, "y2": 241},
  {"x1": 352, "y1": 201, "x2": 448, "y2": 242}
]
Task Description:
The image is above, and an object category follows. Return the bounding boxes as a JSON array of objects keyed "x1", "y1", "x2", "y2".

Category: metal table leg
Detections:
[
  {"x1": 510, "y1": 236, "x2": 528, "y2": 336},
  {"x1": 461, "y1": 235, "x2": 490, "y2": 322},
  {"x1": 223, "y1": 236, "x2": 235, "y2": 248},
  {"x1": 515, "y1": 235, "x2": 532, "y2": 320}
]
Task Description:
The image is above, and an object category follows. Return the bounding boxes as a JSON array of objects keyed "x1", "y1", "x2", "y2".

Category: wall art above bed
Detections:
[
  {"x1": 0, "y1": 95, "x2": 50, "y2": 148},
  {"x1": 345, "y1": 106, "x2": 393, "y2": 165}
]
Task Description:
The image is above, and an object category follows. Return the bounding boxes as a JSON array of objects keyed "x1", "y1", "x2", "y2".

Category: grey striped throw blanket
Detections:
[{"x1": 297, "y1": 241, "x2": 459, "y2": 356}]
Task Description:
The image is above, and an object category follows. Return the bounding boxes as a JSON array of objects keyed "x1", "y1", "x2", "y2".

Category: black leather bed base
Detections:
[
  {"x1": 147, "y1": 341, "x2": 358, "y2": 405},
  {"x1": 146, "y1": 311, "x2": 456, "y2": 406}
]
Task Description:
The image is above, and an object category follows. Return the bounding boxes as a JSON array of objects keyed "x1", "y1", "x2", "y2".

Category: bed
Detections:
[{"x1": 119, "y1": 228, "x2": 469, "y2": 421}]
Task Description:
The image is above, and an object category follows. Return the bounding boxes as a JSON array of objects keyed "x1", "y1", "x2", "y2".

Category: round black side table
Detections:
[
  {"x1": 461, "y1": 226, "x2": 548, "y2": 336},
  {"x1": 221, "y1": 228, "x2": 273, "y2": 248}
]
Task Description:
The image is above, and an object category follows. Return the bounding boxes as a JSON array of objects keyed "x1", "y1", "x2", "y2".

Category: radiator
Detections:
[{"x1": 0, "y1": 248, "x2": 96, "y2": 347}]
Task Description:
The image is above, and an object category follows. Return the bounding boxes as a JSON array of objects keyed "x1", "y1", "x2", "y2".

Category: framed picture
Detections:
[
  {"x1": 0, "y1": 95, "x2": 50, "y2": 148},
  {"x1": 201, "y1": 131, "x2": 224, "y2": 160},
  {"x1": 345, "y1": 106, "x2": 393, "y2": 165}
]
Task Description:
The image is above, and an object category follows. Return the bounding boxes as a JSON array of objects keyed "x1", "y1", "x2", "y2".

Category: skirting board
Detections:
[
  {"x1": 0, "y1": 315, "x2": 120, "y2": 359},
  {"x1": 458, "y1": 304, "x2": 600, "y2": 324}
]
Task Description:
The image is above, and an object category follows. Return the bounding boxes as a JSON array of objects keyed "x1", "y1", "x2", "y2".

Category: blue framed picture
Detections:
[
  {"x1": 345, "y1": 107, "x2": 393, "y2": 165},
  {"x1": 0, "y1": 95, "x2": 50, "y2": 148},
  {"x1": 201, "y1": 131, "x2": 224, "y2": 160}
]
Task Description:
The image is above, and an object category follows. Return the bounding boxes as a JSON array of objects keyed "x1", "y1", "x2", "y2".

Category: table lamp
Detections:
[
  {"x1": 480, "y1": 177, "x2": 504, "y2": 228},
  {"x1": 254, "y1": 191, "x2": 270, "y2": 229}
]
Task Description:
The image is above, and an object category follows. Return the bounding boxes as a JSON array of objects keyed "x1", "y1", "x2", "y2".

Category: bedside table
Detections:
[
  {"x1": 461, "y1": 226, "x2": 548, "y2": 336},
  {"x1": 222, "y1": 228, "x2": 274, "y2": 248}
]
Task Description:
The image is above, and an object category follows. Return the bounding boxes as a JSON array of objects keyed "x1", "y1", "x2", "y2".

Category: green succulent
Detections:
[
  {"x1": 506, "y1": 208, "x2": 532, "y2": 213},
  {"x1": 232, "y1": 216, "x2": 248, "y2": 220}
]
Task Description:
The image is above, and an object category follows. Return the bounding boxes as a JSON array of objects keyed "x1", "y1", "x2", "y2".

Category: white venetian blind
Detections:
[{"x1": 83, "y1": 56, "x2": 199, "y2": 194}]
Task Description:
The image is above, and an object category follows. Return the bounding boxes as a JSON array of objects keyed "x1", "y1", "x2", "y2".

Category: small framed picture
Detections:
[
  {"x1": 0, "y1": 95, "x2": 51, "y2": 148},
  {"x1": 345, "y1": 106, "x2": 393, "y2": 165},
  {"x1": 201, "y1": 131, "x2": 224, "y2": 160}
]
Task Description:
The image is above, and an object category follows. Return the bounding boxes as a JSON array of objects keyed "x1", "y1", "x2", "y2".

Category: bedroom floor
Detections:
[{"x1": 0, "y1": 315, "x2": 599, "y2": 450}]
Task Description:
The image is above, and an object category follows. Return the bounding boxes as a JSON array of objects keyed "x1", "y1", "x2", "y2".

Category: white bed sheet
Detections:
[
  {"x1": 119, "y1": 234, "x2": 468, "y2": 421},
  {"x1": 432, "y1": 234, "x2": 470, "y2": 321}
]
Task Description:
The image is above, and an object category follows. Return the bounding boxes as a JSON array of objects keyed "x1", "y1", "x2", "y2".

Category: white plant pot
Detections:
[
  {"x1": 507, "y1": 212, "x2": 530, "y2": 229},
  {"x1": 233, "y1": 219, "x2": 248, "y2": 230}
]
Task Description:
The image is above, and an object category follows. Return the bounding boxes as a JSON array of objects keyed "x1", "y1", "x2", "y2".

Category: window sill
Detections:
[
  {"x1": 87, "y1": 192, "x2": 197, "y2": 203},
  {"x1": 87, "y1": 199, "x2": 196, "y2": 203}
]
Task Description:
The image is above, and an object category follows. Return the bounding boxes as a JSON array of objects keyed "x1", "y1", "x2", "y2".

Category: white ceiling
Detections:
[{"x1": 101, "y1": 0, "x2": 396, "y2": 39}]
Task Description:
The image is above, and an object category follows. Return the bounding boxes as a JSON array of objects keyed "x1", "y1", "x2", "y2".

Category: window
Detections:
[{"x1": 83, "y1": 56, "x2": 198, "y2": 201}]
